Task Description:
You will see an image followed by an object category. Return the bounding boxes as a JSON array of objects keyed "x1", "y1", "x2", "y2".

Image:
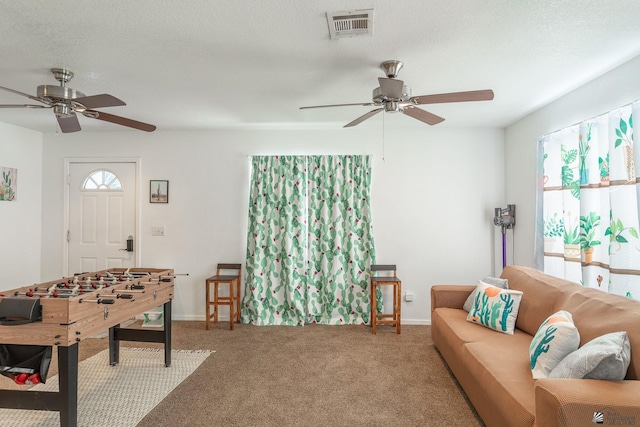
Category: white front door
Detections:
[{"x1": 67, "y1": 162, "x2": 137, "y2": 275}]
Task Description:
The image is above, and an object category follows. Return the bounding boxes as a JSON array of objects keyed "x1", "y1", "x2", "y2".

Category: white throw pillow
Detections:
[
  {"x1": 466, "y1": 282, "x2": 522, "y2": 335},
  {"x1": 529, "y1": 310, "x2": 580, "y2": 379},
  {"x1": 549, "y1": 331, "x2": 631, "y2": 380},
  {"x1": 463, "y1": 277, "x2": 509, "y2": 312}
]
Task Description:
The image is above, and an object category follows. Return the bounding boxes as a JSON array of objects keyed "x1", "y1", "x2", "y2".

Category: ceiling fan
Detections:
[
  {"x1": 0, "y1": 68, "x2": 156, "y2": 133},
  {"x1": 300, "y1": 60, "x2": 494, "y2": 127}
]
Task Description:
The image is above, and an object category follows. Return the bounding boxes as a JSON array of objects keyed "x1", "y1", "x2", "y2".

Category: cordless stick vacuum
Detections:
[{"x1": 493, "y1": 205, "x2": 516, "y2": 268}]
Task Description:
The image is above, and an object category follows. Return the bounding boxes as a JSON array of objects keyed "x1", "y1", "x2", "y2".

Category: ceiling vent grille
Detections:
[{"x1": 326, "y1": 9, "x2": 374, "y2": 39}]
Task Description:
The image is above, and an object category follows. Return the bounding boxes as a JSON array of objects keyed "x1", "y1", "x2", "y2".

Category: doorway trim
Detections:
[{"x1": 63, "y1": 157, "x2": 142, "y2": 276}]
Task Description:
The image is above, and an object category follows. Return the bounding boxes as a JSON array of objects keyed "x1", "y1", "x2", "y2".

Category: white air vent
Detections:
[{"x1": 326, "y1": 9, "x2": 374, "y2": 39}]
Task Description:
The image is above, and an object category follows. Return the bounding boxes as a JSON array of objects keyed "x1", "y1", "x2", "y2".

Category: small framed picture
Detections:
[{"x1": 150, "y1": 180, "x2": 169, "y2": 203}]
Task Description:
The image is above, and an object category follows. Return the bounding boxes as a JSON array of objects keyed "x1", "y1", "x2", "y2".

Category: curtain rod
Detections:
[{"x1": 540, "y1": 99, "x2": 640, "y2": 139}]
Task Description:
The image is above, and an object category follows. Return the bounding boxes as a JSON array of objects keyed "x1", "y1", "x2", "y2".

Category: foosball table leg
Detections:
[
  {"x1": 163, "y1": 300, "x2": 172, "y2": 367},
  {"x1": 109, "y1": 325, "x2": 120, "y2": 366},
  {"x1": 58, "y1": 344, "x2": 79, "y2": 427}
]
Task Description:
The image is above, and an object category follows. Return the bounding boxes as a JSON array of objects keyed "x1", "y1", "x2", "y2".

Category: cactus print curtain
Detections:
[
  {"x1": 243, "y1": 155, "x2": 377, "y2": 326},
  {"x1": 537, "y1": 103, "x2": 640, "y2": 301}
]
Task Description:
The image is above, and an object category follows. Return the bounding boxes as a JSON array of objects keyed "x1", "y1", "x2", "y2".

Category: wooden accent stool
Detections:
[
  {"x1": 205, "y1": 263, "x2": 242, "y2": 331},
  {"x1": 370, "y1": 264, "x2": 401, "y2": 334}
]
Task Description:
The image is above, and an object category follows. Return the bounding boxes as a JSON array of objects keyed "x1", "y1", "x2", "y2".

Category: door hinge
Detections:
[{"x1": 67, "y1": 230, "x2": 70, "y2": 242}]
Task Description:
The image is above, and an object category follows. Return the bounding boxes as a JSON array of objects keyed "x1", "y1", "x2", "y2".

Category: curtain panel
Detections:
[
  {"x1": 537, "y1": 103, "x2": 640, "y2": 301},
  {"x1": 243, "y1": 155, "x2": 377, "y2": 326}
]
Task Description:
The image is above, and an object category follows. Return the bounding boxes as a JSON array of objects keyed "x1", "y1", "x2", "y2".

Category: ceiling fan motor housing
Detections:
[
  {"x1": 372, "y1": 84, "x2": 411, "y2": 104},
  {"x1": 37, "y1": 85, "x2": 85, "y2": 102}
]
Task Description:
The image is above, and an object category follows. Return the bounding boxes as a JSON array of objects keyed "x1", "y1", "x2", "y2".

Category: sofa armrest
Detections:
[
  {"x1": 535, "y1": 379, "x2": 640, "y2": 426},
  {"x1": 430, "y1": 285, "x2": 475, "y2": 312}
]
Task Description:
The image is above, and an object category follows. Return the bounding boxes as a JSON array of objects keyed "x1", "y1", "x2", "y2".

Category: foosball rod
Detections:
[
  {"x1": 78, "y1": 298, "x2": 116, "y2": 304},
  {"x1": 79, "y1": 293, "x2": 134, "y2": 304}
]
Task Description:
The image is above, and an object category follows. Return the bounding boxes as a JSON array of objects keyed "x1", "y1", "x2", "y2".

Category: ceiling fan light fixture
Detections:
[
  {"x1": 299, "y1": 59, "x2": 494, "y2": 128},
  {"x1": 53, "y1": 103, "x2": 72, "y2": 118},
  {"x1": 0, "y1": 67, "x2": 156, "y2": 132},
  {"x1": 384, "y1": 101, "x2": 400, "y2": 113}
]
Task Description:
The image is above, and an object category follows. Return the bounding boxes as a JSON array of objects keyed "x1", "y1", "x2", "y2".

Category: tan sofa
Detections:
[{"x1": 431, "y1": 265, "x2": 640, "y2": 427}]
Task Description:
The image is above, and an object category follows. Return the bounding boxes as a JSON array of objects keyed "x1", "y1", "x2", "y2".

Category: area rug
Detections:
[{"x1": 0, "y1": 348, "x2": 212, "y2": 427}]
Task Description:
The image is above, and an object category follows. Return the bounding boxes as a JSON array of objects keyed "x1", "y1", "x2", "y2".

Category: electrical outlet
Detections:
[
  {"x1": 405, "y1": 291, "x2": 414, "y2": 302},
  {"x1": 152, "y1": 226, "x2": 165, "y2": 237}
]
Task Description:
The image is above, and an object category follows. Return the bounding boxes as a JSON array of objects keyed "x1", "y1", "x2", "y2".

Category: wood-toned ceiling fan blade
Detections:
[
  {"x1": 378, "y1": 78, "x2": 404, "y2": 99},
  {"x1": 344, "y1": 108, "x2": 383, "y2": 128},
  {"x1": 0, "y1": 84, "x2": 45, "y2": 103},
  {"x1": 0, "y1": 104, "x2": 49, "y2": 109},
  {"x1": 85, "y1": 110, "x2": 156, "y2": 132},
  {"x1": 411, "y1": 89, "x2": 494, "y2": 105},
  {"x1": 74, "y1": 94, "x2": 125, "y2": 109},
  {"x1": 402, "y1": 106, "x2": 445, "y2": 126},
  {"x1": 300, "y1": 102, "x2": 376, "y2": 109},
  {"x1": 57, "y1": 113, "x2": 82, "y2": 133}
]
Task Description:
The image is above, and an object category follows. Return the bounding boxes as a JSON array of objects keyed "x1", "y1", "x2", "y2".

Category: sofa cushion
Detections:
[
  {"x1": 462, "y1": 277, "x2": 509, "y2": 312},
  {"x1": 463, "y1": 341, "x2": 536, "y2": 427},
  {"x1": 466, "y1": 282, "x2": 523, "y2": 334},
  {"x1": 502, "y1": 265, "x2": 640, "y2": 380},
  {"x1": 529, "y1": 310, "x2": 580, "y2": 379},
  {"x1": 501, "y1": 266, "x2": 571, "y2": 336},
  {"x1": 554, "y1": 283, "x2": 640, "y2": 381},
  {"x1": 433, "y1": 307, "x2": 532, "y2": 348},
  {"x1": 549, "y1": 331, "x2": 631, "y2": 380}
]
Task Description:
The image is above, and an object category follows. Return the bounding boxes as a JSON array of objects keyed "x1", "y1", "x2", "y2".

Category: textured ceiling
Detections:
[{"x1": 1, "y1": 0, "x2": 640, "y2": 133}]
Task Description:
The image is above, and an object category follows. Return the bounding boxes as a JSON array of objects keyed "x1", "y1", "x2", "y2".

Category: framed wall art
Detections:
[
  {"x1": 0, "y1": 166, "x2": 17, "y2": 201},
  {"x1": 150, "y1": 180, "x2": 169, "y2": 203}
]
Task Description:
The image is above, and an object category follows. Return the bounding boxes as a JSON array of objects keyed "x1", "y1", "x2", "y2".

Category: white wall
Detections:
[
  {"x1": 9, "y1": 52, "x2": 640, "y2": 323},
  {"x1": 39, "y1": 124, "x2": 504, "y2": 323},
  {"x1": 0, "y1": 122, "x2": 42, "y2": 290},
  {"x1": 505, "y1": 55, "x2": 640, "y2": 267}
]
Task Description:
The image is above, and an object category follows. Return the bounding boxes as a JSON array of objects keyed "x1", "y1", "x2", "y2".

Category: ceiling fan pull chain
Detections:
[{"x1": 382, "y1": 111, "x2": 385, "y2": 162}]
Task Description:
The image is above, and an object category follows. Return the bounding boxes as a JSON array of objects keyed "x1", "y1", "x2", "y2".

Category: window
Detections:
[{"x1": 82, "y1": 170, "x2": 123, "y2": 191}]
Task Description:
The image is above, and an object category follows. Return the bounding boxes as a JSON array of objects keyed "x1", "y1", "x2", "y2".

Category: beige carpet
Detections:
[
  {"x1": 0, "y1": 322, "x2": 483, "y2": 426},
  {"x1": 0, "y1": 347, "x2": 211, "y2": 427}
]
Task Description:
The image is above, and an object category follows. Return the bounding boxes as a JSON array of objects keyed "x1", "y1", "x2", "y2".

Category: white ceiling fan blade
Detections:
[
  {"x1": 378, "y1": 78, "x2": 404, "y2": 99},
  {"x1": 402, "y1": 106, "x2": 445, "y2": 125},
  {"x1": 411, "y1": 89, "x2": 494, "y2": 105},
  {"x1": 300, "y1": 102, "x2": 376, "y2": 109},
  {"x1": 344, "y1": 108, "x2": 383, "y2": 128}
]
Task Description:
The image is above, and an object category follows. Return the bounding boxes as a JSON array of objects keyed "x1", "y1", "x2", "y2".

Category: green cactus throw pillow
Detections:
[
  {"x1": 529, "y1": 310, "x2": 580, "y2": 379},
  {"x1": 466, "y1": 282, "x2": 523, "y2": 335}
]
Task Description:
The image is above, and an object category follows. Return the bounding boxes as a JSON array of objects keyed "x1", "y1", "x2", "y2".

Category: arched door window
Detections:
[{"x1": 82, "y1": 170, "x2": 123, "y2": 191}]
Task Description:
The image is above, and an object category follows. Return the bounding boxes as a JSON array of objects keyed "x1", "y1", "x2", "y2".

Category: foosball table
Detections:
[{"x1": 0, "y1": 267, "x2": 175, "y2": 427}]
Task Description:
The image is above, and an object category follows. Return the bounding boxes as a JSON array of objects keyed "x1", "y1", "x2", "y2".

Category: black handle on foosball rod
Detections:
[
  {"x1": 116, "y1": 294, "x2": 134, "y2": 299},
  {"x1": 97, "y1": 299, "x2": 116, "y2": 304},
  {"x1": 129, "y1": 284, "x2": 145, "y2": 290}
]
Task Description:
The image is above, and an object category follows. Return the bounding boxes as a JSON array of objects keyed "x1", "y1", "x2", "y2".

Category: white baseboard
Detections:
[{"x1": 171, "y1": 314, "x2": 431, "y2": 325}]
